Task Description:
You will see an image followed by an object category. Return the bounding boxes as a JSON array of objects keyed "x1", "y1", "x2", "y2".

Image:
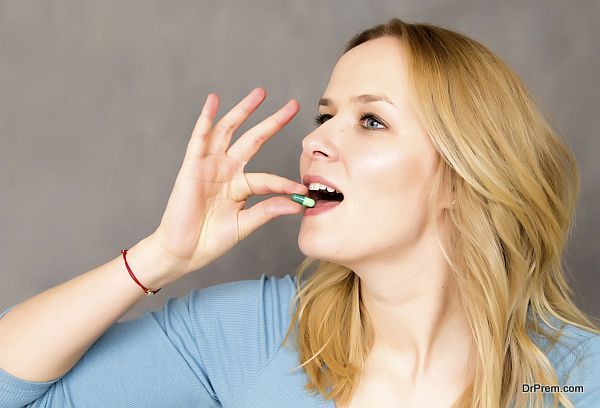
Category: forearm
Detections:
[{"x1": 0, "y1": 235, "x2": 186, "y2": 383}]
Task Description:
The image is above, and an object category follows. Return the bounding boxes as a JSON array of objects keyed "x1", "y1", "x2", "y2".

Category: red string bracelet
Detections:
[{"x1": 121, "y1": 249, "x2": 161, "y2": 296}]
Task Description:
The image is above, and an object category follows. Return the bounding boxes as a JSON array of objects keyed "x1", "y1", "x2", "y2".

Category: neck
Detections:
[{"x1": 353, "y1": 233, "x2": 474, "y2": 381}]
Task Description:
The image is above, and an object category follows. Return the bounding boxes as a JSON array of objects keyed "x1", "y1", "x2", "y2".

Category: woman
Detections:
[{"x1": 0, "y1": 18, "x2": 598, "y2": 408}]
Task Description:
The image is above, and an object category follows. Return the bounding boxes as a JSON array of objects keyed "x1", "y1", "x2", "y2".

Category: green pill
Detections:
[{"x1": 290, "y1": 193, "x2": 315, "y2": 208}]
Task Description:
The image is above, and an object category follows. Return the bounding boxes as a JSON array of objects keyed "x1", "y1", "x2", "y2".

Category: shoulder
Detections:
[
  {"x1": 191, "y1": 272, "x2": 297, "y2": 305},
  {"x1": 183, "y1": 272, "x2": 299, "y2": 362},
  {"x1": 539, "y1": 322, "x2": 600, "y2": 367},
  {"x1": 187, "y1": 273, "x2": 298, "y2": 331},
  {"x1": 534, "y1": 322, "x2": 600, "y2": 404},
  {"x1": 162, "y1": 273, "x2": 299, "y2": 405},
  {"x1": 558, "y1": 323, "x2": 600, "y2": 373}
]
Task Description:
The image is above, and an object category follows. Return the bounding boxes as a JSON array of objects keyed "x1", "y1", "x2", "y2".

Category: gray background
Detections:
[{"x1": 1, "y1": 0, "x2": 598, "y2": 323}]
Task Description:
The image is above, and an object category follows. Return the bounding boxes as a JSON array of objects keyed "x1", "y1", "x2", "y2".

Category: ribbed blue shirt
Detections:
[{"x1": 0, "y1": 273, "x2": 599, "y2": 407}]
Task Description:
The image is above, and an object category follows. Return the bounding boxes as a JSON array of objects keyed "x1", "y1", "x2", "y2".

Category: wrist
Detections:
[{"x1": 124, "y1": 235, "x2": 190, "y2": 291}]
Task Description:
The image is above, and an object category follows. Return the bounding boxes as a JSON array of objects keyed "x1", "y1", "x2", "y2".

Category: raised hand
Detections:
[{"x1": 150, "y1": 88, "x2": 309, "y2": 278}]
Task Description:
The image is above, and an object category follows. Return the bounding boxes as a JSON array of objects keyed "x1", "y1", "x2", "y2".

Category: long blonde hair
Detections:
[{"x1": 281, "y1": 18, "x2": 599, "y2": 407}]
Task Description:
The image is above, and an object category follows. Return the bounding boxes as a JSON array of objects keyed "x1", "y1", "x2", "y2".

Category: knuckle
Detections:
[
  {"x1": 249, "y1": 130, "x2": 268, "y2": 147},
  {"x1": 216, "y1": 121, "x2": 236, "y2": 135},
  {"x1": 272, "y1": 113, "x2": 285, "y2": 127},
  {"x1": 255, "y1": 132, "x2": 269, "y2": 145},
  {"x1": 240, "y1": 102, "x2": 253, "y2": 115},
  {"x1": 262, "y1": 202, "x2": 274, "y2": 219},
  {"x1": 225, "y1": 121, "x2": 237, "y2": 132}
]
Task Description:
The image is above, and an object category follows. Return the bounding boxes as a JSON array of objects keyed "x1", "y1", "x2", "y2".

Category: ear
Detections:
[{"x1": 445, "y1": 185, "x2": 455, "y2": 209}]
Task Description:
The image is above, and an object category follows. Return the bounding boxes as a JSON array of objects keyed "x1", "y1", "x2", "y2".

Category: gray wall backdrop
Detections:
[{"x1": 1, "y1": 1, "x2": 598, "y2": 323}]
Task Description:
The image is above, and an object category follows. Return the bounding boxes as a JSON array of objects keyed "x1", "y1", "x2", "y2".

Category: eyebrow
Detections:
[{"x1": 318, "y1": 94, "x2": 397, "y2": 108}]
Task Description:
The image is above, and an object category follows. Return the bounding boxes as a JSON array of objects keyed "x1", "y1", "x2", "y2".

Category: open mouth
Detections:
[{"x1": 307, "y1": 189, "x2": 344, "y2": 204}]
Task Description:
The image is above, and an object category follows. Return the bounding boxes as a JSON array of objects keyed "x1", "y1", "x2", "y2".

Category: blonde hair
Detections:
[{"x1": 280, "y1": 18, "x2": 599, "y2": 408}]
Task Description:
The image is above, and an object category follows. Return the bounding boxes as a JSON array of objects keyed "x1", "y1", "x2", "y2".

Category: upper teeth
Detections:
[{"x1": 308, "y1": 182, "x2": 338, "y2": 193}]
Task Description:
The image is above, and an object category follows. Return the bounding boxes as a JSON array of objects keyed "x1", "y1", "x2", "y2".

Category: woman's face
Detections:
[{"x1": 298, "y1": 36, "x2": 443, "y2": 268}]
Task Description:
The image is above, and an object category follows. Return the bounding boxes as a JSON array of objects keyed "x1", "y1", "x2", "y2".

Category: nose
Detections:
[{"x1": 301, "y1": 127, "x2": 338, "y2": 160}]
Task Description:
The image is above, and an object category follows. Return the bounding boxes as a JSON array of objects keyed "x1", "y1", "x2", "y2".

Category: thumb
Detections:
[{"x1": 237, "y1": 196, "x2": 304, "y2": 241}]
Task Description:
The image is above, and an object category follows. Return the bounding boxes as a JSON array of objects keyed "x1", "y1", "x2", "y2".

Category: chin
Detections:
[
  {"x1": 297, "y1": 237, "x2": 345, "y2": 265},
  {"x1": 298, "y1": 236, "x2": 328, "y2": 258}
]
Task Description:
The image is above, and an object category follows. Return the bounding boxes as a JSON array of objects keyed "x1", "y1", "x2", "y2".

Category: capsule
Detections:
[{"x1": 290, "y1": 193, "x2": 315, "y2": 208}]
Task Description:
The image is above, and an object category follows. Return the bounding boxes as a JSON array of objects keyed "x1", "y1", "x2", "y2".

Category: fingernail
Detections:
[{"x1": 294, "y1": 185, "x2": 307, "y2": 194}]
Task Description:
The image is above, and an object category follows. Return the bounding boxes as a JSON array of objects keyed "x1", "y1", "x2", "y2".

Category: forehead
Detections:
[{"x1": 323, "y1": 36, "x2": 409, "y2": 108}]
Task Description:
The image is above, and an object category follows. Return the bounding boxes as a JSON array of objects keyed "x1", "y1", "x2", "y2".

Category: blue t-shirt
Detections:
[{"x1": 0, "y1": 273, "x2": 599, "y2": 407}]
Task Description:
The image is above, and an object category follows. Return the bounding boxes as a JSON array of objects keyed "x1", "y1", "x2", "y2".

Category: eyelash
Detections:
[{"x1": 312, "y1": 112, "x2": 387, "y2": 130}]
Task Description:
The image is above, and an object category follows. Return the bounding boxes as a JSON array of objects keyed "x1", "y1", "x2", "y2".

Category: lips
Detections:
[
  {"x1": 313, "y1": 200, "x2": 340, "y2": 208},
  {"x1": 303, "y1": 199, "x2": 342, "y2": 216}
]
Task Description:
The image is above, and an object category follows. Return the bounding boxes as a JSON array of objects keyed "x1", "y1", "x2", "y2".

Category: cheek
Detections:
[
  {"x1": 352, "y1": 148, "x2": 425, "y2": 200},
  {"x1": 346, "y1": 151, "x2": 432, "y2": 250},
  {"x1": 347, "y1": 147, "x2": 435, "y2": 240}
]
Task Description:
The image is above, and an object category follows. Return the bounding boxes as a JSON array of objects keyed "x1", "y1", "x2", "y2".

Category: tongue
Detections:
[{"x1": 314, "y1": 200, "x2": 341, "y2": 208}]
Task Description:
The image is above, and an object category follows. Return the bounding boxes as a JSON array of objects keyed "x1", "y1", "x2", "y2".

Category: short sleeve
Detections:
[{"x1": 0, "y1": 273, "x2": 296, "y2": 408}]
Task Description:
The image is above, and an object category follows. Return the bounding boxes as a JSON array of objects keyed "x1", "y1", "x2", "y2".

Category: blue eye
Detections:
[
  {"x1": 312, "y1": 112, "x2": 387, "y2": 130},
  {"x1": 359, "y1": 113, "x2": 386, "y2": 130}
]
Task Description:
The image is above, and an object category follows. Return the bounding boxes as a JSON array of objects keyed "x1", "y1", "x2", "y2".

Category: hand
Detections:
[{"x1": 150, "y1": 87, "x2": 309, "y2": 278}]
